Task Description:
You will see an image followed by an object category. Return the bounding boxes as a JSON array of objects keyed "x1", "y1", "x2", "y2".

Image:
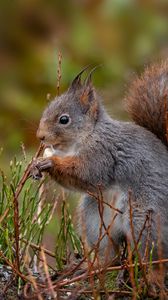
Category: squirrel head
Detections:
[{"x1": 37, "y1": 68, "x2": 100, "y2": 151}]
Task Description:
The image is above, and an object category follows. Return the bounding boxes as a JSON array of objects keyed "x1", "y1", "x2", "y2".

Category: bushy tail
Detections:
[{"x1": 125, "y1": 60, "x2": 168, "y2": 146}]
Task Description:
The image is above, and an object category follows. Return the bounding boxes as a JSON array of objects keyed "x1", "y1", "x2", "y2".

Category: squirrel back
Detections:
[{"x1": 125, "y1": 60, "x2": 168, "y2": 146}]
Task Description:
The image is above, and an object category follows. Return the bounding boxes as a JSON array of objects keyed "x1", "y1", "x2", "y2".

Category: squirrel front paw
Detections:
[{"x1": 30, "y1": 158, "x2": 54, "y2": 180}]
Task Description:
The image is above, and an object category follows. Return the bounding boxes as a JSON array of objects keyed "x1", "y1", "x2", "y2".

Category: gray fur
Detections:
[
  {"x1": 36, "y1": 80, "x2": 168, "y2": 261},
  {"x1": 77, "y1": 109, "x2": 168, "y2": 260}
]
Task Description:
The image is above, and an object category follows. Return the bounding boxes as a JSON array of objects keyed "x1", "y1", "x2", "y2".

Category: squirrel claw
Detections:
[
  {"x1": 36, "y1": 158, "x2": 53, "y2": 171},
  {"x1": 30, "y1": 158, "x2": 53, "y2": 180},
  {"x1": 30, "y1": 166, "x2": 43, "y2": 180}
]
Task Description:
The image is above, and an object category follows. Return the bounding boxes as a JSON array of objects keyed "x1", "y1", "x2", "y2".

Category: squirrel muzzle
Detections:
[{"x1": 36, "y1": 118, "x2": 48, "y2": 141}]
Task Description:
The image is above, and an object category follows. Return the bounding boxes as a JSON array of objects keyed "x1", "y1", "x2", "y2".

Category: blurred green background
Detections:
[{"x1": 1, "y1": 0, "x2": 168, "y2": 163}]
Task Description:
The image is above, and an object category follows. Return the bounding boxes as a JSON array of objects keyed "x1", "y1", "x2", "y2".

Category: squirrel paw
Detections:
[{"x1": 30, "y1": 158, "x2": 54, "y2": 180}]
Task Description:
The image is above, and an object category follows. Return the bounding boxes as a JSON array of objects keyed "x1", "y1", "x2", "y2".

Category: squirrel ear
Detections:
[
  {"x1": 79, "y1": 78, "x2": 98, "y2": 119},
  {"x1": 68, "y1": 65, "x2": 91, "y2": 92},
  {"x1": 80, "y1": 83, "x2": 95, "y2": 106},
  {"x1": 80, "y1": 66, "x2": 99, "y2": 108},
  {"x1": 80, "y1": 85, "x2": 99, "y2": 119}
]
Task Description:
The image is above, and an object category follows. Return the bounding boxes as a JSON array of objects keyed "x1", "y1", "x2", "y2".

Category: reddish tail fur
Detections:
[{"x1": 125, "y1": 60, "x2": 168, "y2": 146}]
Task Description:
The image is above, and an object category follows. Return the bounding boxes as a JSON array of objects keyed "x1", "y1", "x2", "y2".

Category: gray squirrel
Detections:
[{"x1": 31, "y1": 61, "x2": 168, "y2": 263}]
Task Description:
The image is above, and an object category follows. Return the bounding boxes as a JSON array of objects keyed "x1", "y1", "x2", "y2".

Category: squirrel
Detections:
[{"x1": 31, "y1": 61, "x2": 168, "y2": 264}]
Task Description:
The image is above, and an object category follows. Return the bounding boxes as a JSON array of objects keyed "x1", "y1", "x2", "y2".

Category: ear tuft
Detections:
[
  {"x1": 84, "y1": 64, "x2": 102, "y2": 87},
  {"x1": 68, "y1": 65, "x2": 91, "y2": 92}
]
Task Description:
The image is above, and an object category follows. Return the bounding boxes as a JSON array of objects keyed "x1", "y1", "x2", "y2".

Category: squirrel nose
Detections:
[
  {"x1": 40, "y1": 135, "x2": 45, "y2": 141},
  {"x1": 36, "y1": 128, "x2": 45, "y2": 141}
]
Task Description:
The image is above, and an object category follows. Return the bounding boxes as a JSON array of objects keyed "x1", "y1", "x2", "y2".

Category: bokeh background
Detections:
[
  {"x1": 1, "y1": 0, "x2": 168, "y2": 164},
  {"x1": 1, "y1": 0, "x2": 168, "y2": 259}
]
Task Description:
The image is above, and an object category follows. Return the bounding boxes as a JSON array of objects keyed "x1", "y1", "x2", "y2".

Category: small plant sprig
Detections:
[
  {"x1": 55, "y1": 198, "x2": 82, "y2": 270},
  {"x1": 0, "y1": 146, "x2": 55, "y2": 276}
]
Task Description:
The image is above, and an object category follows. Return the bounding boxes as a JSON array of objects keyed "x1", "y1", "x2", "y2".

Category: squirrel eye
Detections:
[{"x1": 59, "y1": 114, "x2": 70, "y2": 125}]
